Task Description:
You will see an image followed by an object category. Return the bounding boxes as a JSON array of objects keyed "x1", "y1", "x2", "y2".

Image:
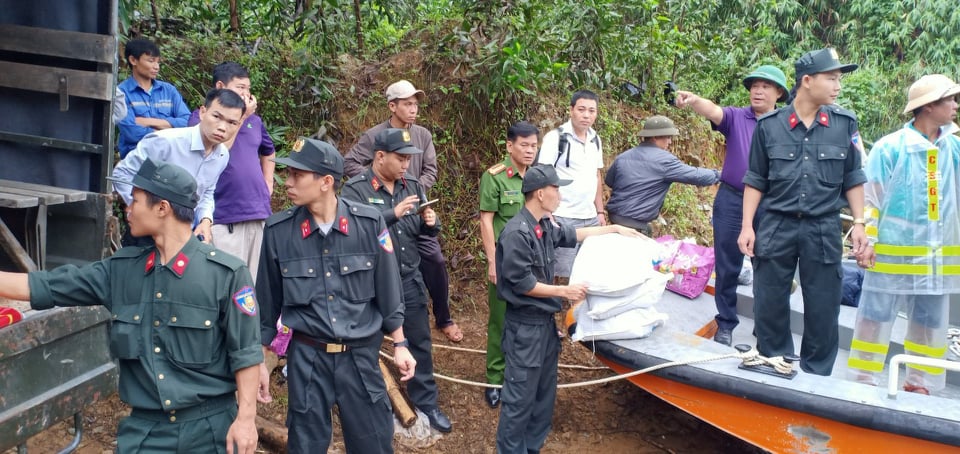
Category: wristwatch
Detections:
[
  {"x1": 393, "y1": 339, "x2": 410, "y2": 348},
  {"x1": 853, "y1": 218, "x2": 866, "y2": 225}
]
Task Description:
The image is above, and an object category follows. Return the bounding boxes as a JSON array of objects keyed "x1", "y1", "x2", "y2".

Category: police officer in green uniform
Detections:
[
  {"x1": 341, "y1": 128, "x2": 452, "y2": 433},
  {"x1": 739, "y1": 48, "x2": 868, "y2": 376},
  {"x1": 0, "y1": 159, "x2": 262, "y2": 453},
  {"x1": 478, "y1": 121, "x2": 539, "y2": 408},
  {"x1": 256, "y1": 137, "x2": 416, "y2": 453},
  {"x1": 495, "y1": 165, "x2": 640, "y2": 453}
]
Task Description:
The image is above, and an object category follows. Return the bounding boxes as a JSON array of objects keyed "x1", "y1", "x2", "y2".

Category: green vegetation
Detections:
[{"x1": 117, "y1": 0, "x2": 960, "y2": 276}]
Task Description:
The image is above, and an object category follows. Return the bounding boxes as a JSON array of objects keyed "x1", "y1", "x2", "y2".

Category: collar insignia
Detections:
[
  {"x1": 338, "y1": 216, "x2": 349, "y2": 235},
  {"x1": 300, "y1": 219, "x2": 311, "y2": 239},
  {"x1": 788, "y1": 112, "x2": 799, "y2": 129},
  {"x1": 144, "y1": 251, "x2": 156, "y2": 274},
  {"x1": 170, "y1": 252, "x2": 189, "y2": 277}
]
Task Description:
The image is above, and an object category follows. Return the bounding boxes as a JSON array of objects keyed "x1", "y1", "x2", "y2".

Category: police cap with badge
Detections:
[
  {"x1": 375, "y1": 128, "x2": 423, "y2": 155},
  {"x1": 794, "y1": 47, "x2": 858, "y2": 79},
  {"x1": 274, "y1": 137, "x2": 344, "y2": 177}
]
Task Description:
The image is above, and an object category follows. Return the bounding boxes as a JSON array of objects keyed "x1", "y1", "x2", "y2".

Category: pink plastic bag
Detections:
[
  {"x1": 270, "y1": 317, "x2": 292, "y2": 356},
  {"x1": 654, "y1": 236, "x2": 715, "y2": 299}
]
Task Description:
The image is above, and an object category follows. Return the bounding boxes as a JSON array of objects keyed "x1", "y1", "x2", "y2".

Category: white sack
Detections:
[
  {"x1": 569, "y1": 233, "x2": 665, "y2": 295},
  {"x1": 584, "y1": 271, "x2": 672, "y2": 319},
  {"x1": 571, "y1": 302, "x2": 668, "y2": 342}
]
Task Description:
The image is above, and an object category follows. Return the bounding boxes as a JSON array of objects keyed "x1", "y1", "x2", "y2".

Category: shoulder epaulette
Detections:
[
  {"x1": 110, "y1": 246, "x2": 149, "y2": 259},
  {"x1": 487, "y1": 163, "x2": 507, "y2": 175},
  {"x1": 341, "y1": 198, "x2": 381, "y2": 220},
  {"x1": 829, "y1": 104, "x2": 857, "y2": 120},
  {"x1": 266, "y1": 208, "x2": 297, "y2": 227},
  {"x1": 202, "y1": 244, "x2": 245, "y2": 271},
  {"x1": 344, "y1": 173, "x2": 366, "y2": 186}
]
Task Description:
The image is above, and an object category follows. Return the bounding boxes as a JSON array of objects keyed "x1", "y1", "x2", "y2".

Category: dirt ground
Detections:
[{"x1": 10, "y1": 277, "x2": 763, "y2": 454}]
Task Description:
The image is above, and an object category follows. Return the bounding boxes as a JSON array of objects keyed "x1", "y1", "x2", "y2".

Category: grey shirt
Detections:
[
  {"x1": 605, "y1": 143, "x2": 719, "y2": 222},
  {"x1": 344, "y1": 120, "x2": 439, "y2": 191}
]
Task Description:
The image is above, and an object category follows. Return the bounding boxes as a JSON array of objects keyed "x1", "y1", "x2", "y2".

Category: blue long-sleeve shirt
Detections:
[
  {"x1": 117, "y1": 76, "x2": 191, "y2": 158},
  {"x1": 605, "y1": 143, "x2": 719, "y2": 222}
]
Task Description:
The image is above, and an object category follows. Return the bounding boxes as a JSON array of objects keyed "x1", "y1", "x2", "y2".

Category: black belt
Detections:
[
  {"x1": 131, "y1": 393, "x2": 236, "y2": 423},
  {"x1": 720, "y1": 181, "x2": 743, "y2": 196},
  {"x1": 293, "y1": 332, "x2": 351, "y2": 353},
  {"x1": 607, "y1": 213, "x2": 652, "y2": 235},
  {"x1": 768, "y1": 210, "x2": 835, "y2": 220}
]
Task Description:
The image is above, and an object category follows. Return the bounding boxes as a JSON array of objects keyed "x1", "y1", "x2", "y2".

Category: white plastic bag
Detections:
[{"x1": 572, "y1": 302, "x2": 668, "y2": 342}]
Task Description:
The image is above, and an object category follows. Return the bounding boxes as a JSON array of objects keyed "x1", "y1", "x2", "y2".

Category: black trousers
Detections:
[
  {"x1": 495, "y1": 313, "x2": 560, "y2": 453},
  {"x1": 402, "y1": 274, "x2": 440, "y2": 411},
  {"x1": 285, "y1": 340, "x2": 394, "y2": 454},
  {"x1": 417, "y1": 233, "x2": 453, "y2": 327}
]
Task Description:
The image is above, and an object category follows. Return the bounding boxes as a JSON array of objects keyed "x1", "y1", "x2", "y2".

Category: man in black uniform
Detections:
[
  {"x1": 256, "y1": 137, "x2": 416, "y2": 453},
  {"x1": 0, "y1": 159, "x2": 262, "y2": 453},
  {"x1": 495, "y1": 165, "x2": 640, "y2": 453},
  {"x1": 739, "y1": 48, "x2": 868, "y2": 376},
  {"x1": 341, "y1": 128, "x2": 452, "y2": 432}
]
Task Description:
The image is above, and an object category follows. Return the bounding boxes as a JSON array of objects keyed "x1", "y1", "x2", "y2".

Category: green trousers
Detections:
[{"x1": 485, "y1": 282, "x2": 506, "y2": 384}]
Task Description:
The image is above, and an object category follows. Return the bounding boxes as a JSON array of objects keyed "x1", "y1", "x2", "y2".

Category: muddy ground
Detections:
[{"x1": 11, "y1": 277, "x2": 763, "y2": 454}]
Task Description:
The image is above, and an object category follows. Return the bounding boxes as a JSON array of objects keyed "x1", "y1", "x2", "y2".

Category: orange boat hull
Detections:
[{"x1": 596, "y1": 357, "x2": 960, "y2": 453}]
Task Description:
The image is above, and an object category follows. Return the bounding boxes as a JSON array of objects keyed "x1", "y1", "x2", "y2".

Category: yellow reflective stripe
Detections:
[
  {"x1": 874, "y1": 244, "x2": 929, "y2": 256},
  {"x1": 850, "y1": 339, "x2": 889, "y2": 355},
  {"x1": 904, "y1": 340, "x2": 948, "y2": 357},
  {"x1": 941, "y1": 265, "x2": 960, "y2": 276},
  {"x1": 942, "y1": 246, "x2": 960, "y2": 256},
  {"x1": 906, "y1": 363, "x2": 945, "y2": 375},
  {"x1": 848, "y1": 357, "x2": 885, "y2": 373},
  {"x1": 871, "y1": 262, "x2": 931, "y2": 275},
  {"x1": 928, "y1": 148, "x2": 939, "y2": 221}
]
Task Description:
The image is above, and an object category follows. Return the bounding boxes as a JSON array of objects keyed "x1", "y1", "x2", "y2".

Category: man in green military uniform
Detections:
[
  {"x1": 739, "y1": 48, "x2": 868, "y2": 376},
  {"x1": 478, "y1": 121, "x2": 539, "y2": 408},
  {"x1": 256, "y1": 137, "x2": 416, "y2": 453},
  {"x1": 341, "y1": 128, "x2": 452, "y2": 432},
  {"x1": 0, "y1": 159, "x2": 262, "y2": 453}
]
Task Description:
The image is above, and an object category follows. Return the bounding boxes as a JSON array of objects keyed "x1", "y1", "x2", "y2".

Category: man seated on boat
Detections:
[
  {"x1": 675, "y1": 65, "x2": 789, "y2": 346},
  {"x1": 494, "y1": 165, "x2": 639, "y2": 453},
  {"x1": 738, "y1": 48, "x2": 868, "y2": 376},
  {"x1": 847, "y1": 74, "x2": 960, "y2": 395},
  {"x1": 604, "y1": 115, "x2": 720, "y2": 236}
]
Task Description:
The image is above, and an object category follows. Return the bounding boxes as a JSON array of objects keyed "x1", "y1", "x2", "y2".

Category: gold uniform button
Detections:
[
  {"x1": 164, "y1": 399, "x2": 171, "y2": 406},
  {"x1": 171, "y1": 317, "x2": 178, "y2": 323},
  {"x1": 343, "y1": 266, "x2": 349, "y2": 271},
  {"x1": 328, "y1": 295, "x2": 334, "y2": 300},
  {"x1": 366, "y1": 262, "x2": 371, "y2": 267},
  {"x1": 325, "y1": 272, "x2": 331, "y2": 277},
  {"x1": 158, "y1": 374, "x2": 165, "y2": 380},
  {"x1": 282, "y1": 268, "x2": 288, "y2": 273},
  {"x1": 204, "y1": 320, "x2": 211, "y2": 326},
  {"x1": 133, "y1": 315, "x2": 140, "y2": 321},
  {"x1": 169, "y1": 416, "x2": 176, "y2": 422},
  {"x1": 156, "y1": 292, "x2": 163, "y2": 298},
  {"x1": 154, "y1": 347, "x2": 161, "y2": 353},
  {"x1": 154, "y1": 320, "x2": 160, "y2": 327},
  {"x1": 308, "y1": 268, "x2": 314, "y2": 273},
  {"x1": 210, "y1": 252, "x2": 216, "y2": 256}
]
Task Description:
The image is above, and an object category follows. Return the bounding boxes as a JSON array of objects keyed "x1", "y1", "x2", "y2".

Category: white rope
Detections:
[
  {"x1": 380, "y1": 345, "x2": 787, "y2": 389},
  {"x1": 385, "y1": 336, "x2": 609, "y2": 370}
]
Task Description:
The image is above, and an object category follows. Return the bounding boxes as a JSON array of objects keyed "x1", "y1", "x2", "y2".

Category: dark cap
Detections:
[
  {"x1": 795, "y1": 48, "x2": 858, "y2": 80},
  {"x1": 521, "y1": 165, "x2": 572, "y2": 194},
  {"x1": 273, "y1": 137, "x2": 344, "y2": 177},
  {"x1": 375, "y1": 128, "x2": 423, "y2": 155},
  {"x1": 107, "y1": 159, "x2": 199, "y2": 209}
]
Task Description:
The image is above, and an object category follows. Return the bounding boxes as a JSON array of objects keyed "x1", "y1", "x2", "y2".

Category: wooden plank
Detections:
[
  {"x1": 0, "y1": 24, "x2": 115, "y2": 64},
  {"x1": 0, "y1": 191, "x2": 39, "y2": 208},
  {"x1": 0, "y1": 180, "x2": 89, "y2": 203},
  {"x1": 0, "y1": 61, "x2": 112, "y2": 102},
  {"x1": 0, "y1": 131, "x2": 105, "y2": 156},
  {"x1": 0, "y1": 186, "x2": 65, "y2": 205},
  {"x1": 0, "y1": 217, "x2": 37, "y2": 272}
]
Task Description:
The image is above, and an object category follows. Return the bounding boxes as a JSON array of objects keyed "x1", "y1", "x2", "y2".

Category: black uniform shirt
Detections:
[
  {"x1": 257, "y1": 198, "x2": 404, "y2": 346},
  {"x1": 743, "y1": 104, "x2": 867, "y2": 216},
  {"x1": 341, "y1": 169, "x2": 440, "y2": 278},
  {"x1": 495, "y1": 207, "x2": 577, "y2": 316},
  {"x1": 28, "y1": 236, "x2": 263, "y2": 411}
]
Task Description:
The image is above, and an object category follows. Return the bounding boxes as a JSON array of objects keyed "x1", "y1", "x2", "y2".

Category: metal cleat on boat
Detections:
[{"x1": 734, "y1": 344, "x2": 799, "y2": 379}]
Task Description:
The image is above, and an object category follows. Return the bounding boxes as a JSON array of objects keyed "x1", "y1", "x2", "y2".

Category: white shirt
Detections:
[{"x1": 538, "y1": 120, "x2": 604, "y2": 219}]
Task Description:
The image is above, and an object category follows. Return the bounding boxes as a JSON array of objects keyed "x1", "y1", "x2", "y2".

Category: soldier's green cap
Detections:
[
  {"x1": 107, "y1": 159, "x2": 199, "y2": 209},
  {"x1": 743, "y1": 65, "x2": 789, "y2": 102}
]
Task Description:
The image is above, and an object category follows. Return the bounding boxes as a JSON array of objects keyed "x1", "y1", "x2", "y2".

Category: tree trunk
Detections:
[
  {"x1": 353, "y1": 0, "x2": 364, "y2": 53},
  {"x1": 229, "y1": 0, "x2": 240, "y2": 34},
  {"x1": 149, "y1": 0, "x2": 161, "y2": 34}
]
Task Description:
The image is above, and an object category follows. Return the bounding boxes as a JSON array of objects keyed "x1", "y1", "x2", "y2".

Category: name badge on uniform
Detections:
[
  {"x1": 232, "y1": 286, "x2": 257, "y2": 316},
  {"x1": 368, "y1": 197, "x2": 385, "y2": 205},
  {"x1": 503, "y1": 190, "x2": 520, "y2": 197}
]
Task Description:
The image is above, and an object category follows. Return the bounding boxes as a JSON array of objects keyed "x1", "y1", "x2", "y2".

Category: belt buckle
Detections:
[{"x1": 326, "y1": 343, "x2": 345, "y2": 353}]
